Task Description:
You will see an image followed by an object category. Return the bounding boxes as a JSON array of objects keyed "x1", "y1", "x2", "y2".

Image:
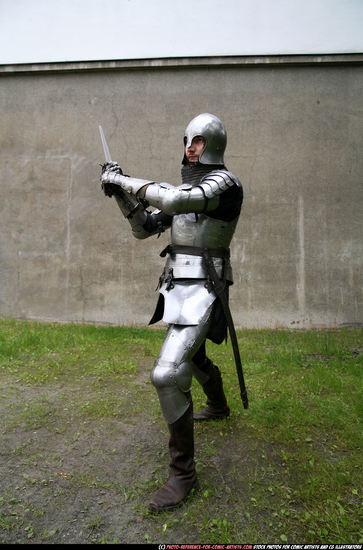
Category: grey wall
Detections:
[{"x1": 0, "y1": 57, "x2": 362, "y2": 328}]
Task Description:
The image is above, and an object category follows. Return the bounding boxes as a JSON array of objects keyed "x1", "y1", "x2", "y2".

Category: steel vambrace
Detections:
[
  {"x1": 143, "y1": 183, "x2": 219, "y2": 215},
  {"x1": 102, "y1": 171, "x2": 220, "y2": 216},
  {"x1": 114, "y1": 195, "x2": 150, "y2": 239},
  {"x1": 101, "y1": 171, "x2": 154, "y2": 195}
]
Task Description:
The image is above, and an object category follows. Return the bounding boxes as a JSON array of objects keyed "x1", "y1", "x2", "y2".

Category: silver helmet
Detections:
[{"x1": 183, "y1": 113, "x2": 227, "y2": 165}]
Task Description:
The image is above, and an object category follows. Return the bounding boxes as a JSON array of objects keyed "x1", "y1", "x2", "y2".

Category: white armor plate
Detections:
[
  {"x1": 199, "y1": 170, "x2": 240, "y2": 198},
  {"x1": 164, "y1": 254, "x2": 231, "y2": 280},
  {"x1": 171, "y1": 212, "x2": 238, "y2": 250},
  {"x1": 160, "y1": 280, "x2": 216, "y2": 325}
]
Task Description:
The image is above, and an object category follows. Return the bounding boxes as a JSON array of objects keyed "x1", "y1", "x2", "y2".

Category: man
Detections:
[{"x1": 100, "y1": 113, "x2": 243, "y2": 512}]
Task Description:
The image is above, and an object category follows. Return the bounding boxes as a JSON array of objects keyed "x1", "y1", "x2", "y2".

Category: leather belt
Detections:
[{"x1": 160, "y1": 244, "x2": 230, "y2": 260}]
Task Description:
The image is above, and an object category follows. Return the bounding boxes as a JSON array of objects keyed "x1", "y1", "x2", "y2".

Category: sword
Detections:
[
  {"x1": 98, "y1": 125, "x2": 140, "y2": 217},
  {"x1": 99, "y1": 125, "x2": 112, "y2": 163}
]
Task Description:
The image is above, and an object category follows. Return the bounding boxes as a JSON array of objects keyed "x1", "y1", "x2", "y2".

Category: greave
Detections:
[
  {"x1": 149, "y1": 403, "x2": 199, "y2": 512},
  {"x1": 193, "y1": 359, "x2": 230, "y2": 421}
]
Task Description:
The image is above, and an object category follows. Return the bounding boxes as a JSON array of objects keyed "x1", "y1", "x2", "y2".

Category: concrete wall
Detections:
[{"x1": 0, "y1": 56, "x2": 362, "y2": 328}]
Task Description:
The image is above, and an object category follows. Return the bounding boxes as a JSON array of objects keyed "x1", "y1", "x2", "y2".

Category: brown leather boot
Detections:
[
  {"x1": 193, "y1": 360, "x2": 230, "y2": 421},
  {"x1": 149, "y1": 404, "x2": 199, "y2": 512}
]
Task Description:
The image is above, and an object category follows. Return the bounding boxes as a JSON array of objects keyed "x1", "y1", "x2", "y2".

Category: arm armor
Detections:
[
  {"x1": 104, "y1": 169, "x2": 240, "y2": 217},
  {"x1": 198, "y1": 170, "x2": 240, "y2": 199},
  {"x1": 143, "y1": 182, "x2": 218, "y2": 215},
  {"x1": 144, "y1": 170, "x2": 240, "y2": 216},
  {"x1": 114, "y1": 194, "x2": 172, "y2": 239}
]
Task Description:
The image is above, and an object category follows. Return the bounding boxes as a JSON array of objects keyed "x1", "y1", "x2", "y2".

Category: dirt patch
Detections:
[
  {"x1": 1, "y1": 410, "x2": 161, "y2": 543},
  {"x1": 0, "y1": 378, "x2": 271, "y2": 544}
]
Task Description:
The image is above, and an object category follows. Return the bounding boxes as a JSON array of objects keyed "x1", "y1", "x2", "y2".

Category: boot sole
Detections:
[{"x1": 193, "y1": 413, "x2": 230, "y2": 421}]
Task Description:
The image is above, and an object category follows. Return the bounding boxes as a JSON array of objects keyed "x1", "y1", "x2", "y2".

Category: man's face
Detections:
[{"x1": 184, "y1": 135, "x2": 206, "y2": 163}]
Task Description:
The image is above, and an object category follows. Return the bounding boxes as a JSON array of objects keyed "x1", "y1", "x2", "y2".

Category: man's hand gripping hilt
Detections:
[
  {"x1": 98, "y1": 125, "x2": 146, "y2": 222},
  {"x1": 101, "y1": 161, "x2": 124, "y2": 197}
]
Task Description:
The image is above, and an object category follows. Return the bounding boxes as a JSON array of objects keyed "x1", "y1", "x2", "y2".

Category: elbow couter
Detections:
[
  {"x1": 159, "y1": 195, "x2": 180, "y2": 216},
  {"x1": 144, "y1": 186, "x2": 190, "y2": 215}
]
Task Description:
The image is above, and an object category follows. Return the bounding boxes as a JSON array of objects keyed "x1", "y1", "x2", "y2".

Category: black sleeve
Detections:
[{"x1": 207, "y1": 183, "x2": 243, "y2": 222}]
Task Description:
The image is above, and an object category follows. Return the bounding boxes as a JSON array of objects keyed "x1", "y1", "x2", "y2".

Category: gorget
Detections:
[{"x1": 181, "y1": 163, "x2": 224, "y2": 186}]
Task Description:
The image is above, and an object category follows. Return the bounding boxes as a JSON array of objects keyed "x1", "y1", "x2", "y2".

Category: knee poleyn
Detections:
[{"x1": 151, "y1": 359, "x2": 192, "y2": 393}]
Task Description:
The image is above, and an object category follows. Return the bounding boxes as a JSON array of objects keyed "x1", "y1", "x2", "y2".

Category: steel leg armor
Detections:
[{"x1": 151, "y1": 304, "x2": 213, "y2": 424}]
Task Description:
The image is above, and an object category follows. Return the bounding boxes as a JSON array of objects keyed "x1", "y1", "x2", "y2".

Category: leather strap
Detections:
[
  {"x1": 160, "y1": 244, "x2": 230, "y2": 260},
  {"x1": 201, "y1": 249, "x2": 248, "y2": 410}
]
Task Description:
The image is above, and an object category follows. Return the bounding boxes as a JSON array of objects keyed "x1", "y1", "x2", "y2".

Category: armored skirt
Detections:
[{"x1": 149, "y1": 249, "x2": 230, "y2": 344}]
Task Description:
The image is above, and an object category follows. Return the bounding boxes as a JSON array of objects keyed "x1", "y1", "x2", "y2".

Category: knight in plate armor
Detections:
[{"x1": 100, "y1": 113, "x2": 243, "y2": 512}]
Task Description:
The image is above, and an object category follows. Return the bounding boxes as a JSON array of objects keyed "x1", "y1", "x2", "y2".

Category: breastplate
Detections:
[
  {"x1": 171, "y1": 212, "x2": 238, "y2": 248},
  {"x1": 163, "y1": 213, "x2": 239, "y2": 281}
]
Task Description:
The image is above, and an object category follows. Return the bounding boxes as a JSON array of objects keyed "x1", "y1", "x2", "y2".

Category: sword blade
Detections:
[{"x1": 99, "y1": 125, "x2": 112, "y2": 163}]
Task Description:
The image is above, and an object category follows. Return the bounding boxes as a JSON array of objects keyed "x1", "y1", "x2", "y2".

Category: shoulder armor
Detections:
[{"x1": 198, "y1": 170, "x2": 241, "y2": 198}]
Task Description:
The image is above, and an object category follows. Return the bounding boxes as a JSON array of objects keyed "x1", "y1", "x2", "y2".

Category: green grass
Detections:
[{"x1": 0, "y1": 318, "x2": 362, "y2": 544}]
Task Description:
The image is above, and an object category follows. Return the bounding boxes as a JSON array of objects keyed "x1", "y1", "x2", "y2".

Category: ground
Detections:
[
  {"x1": 0, "y1": 321, "x2": 361, "y2": 544},
  {"x1": 1, "y1": 373, "x2": 257, "y2": 544}
]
